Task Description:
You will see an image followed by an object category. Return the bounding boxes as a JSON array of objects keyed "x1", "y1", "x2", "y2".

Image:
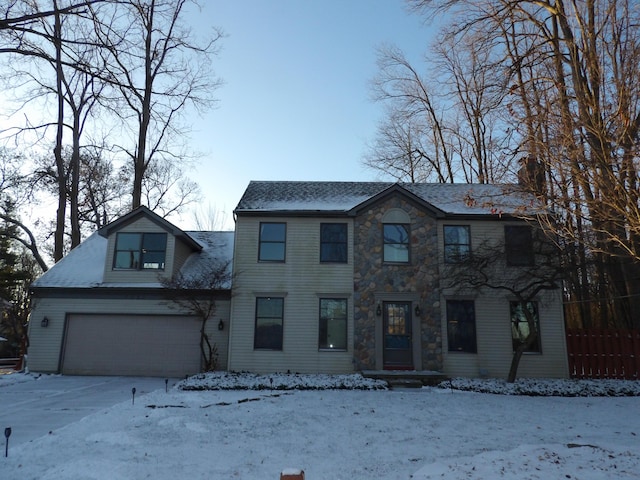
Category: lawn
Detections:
[{"x1": 2, "y1": 372, "x2": 639, "y2": 479}]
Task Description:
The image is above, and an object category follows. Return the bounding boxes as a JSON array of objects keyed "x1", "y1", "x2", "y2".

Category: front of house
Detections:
[
  {"x1": 228, "y1": 181, "x2": 568, "y2": 379},
  {"x1": 28, "y1": 181, "x2": 569, "y2": 379}
]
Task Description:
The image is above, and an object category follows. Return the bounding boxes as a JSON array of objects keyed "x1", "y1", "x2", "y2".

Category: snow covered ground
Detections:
[{"x1": 2, "y1": 371, "x2": 639, "y2": 479}]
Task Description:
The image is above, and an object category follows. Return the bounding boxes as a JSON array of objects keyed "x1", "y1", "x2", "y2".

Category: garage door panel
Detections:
[{"x1": 63, "y1": 314, "x2": 201, "y2": 377}]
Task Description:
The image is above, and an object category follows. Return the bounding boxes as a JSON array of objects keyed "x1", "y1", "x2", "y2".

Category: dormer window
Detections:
[{"x1": 114, "y1": 232, "x2": 167, "y2": 270}]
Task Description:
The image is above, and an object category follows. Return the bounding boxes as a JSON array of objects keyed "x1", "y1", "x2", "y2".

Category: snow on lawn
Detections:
[{"x1": 2, "y1": 372, "x2": 640, "y2": 480}]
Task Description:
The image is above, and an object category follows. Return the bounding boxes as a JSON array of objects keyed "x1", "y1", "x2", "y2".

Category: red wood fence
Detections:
[{"x1": 566, "y1": 329, "x2": 640, "y2": 379}]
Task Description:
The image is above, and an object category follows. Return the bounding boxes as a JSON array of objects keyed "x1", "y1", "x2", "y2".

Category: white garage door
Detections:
[{"x1": 62, "y1": 314, "x2": 201, "y2": 377}]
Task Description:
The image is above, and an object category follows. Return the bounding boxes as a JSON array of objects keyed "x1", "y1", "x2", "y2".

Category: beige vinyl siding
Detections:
[
  {"x1": 28, "y1": 295, "x2": 230, "y2": 374},
  {"x1": 103, "y1": 217, "x2": 178, "y2": 283},
  {"x1": 210, "y1": 300, "x2": 230, "y2": 370},
  {"x1": 172, "y1": 237, "x2": 195, "y2": 275},
  {"x1": 441, "y1": 291, "x2": 568, "y2": 378},
  {"x1": 229, "y1": 216, "x2": 354, "y2": 373},
  {"x1": 439, "y1": 218, "x2": 569, "y2": 379}
]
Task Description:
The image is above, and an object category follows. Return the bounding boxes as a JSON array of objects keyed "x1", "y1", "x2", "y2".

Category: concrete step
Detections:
[{"x1": 387, "y1": 378, "x2": 424, "y2": 389}]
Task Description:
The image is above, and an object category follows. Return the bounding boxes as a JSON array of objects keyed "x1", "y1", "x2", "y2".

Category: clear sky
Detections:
[{"x1": 184, "y1": 1, "x2": 434, "y2": 229}]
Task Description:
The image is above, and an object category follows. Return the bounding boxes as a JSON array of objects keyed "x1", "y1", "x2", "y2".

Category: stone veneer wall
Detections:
[{"x1": 353, "y1": 195, "x2": 442, "y2": 371}]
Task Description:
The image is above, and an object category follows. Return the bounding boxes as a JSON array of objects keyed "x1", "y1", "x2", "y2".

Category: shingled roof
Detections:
[
  {"x1": 30, "y1": 231, "x2": 234, "y2": 290},
  {"x1": 234, "y1": 181, "x2": 542, "y2": 217}
]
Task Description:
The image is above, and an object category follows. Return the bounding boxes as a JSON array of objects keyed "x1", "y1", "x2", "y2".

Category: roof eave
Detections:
[
  {"x1": 98, "y1": 206, "x2": 203, "y2": 252},
  {"x1": 348, "y1": 183, "x2": 446, "y2": 218},
  {"x1": 234, "y1": 209, "x2": 351, "y2": 218},
  {"x1": 30, "y1": 285, "x2": 232, "y2": 298}
]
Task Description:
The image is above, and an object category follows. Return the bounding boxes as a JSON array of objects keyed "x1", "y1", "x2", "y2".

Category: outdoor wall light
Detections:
[
  {"x1": 415, "y1": 305, "x2": 421, "y2": 317},
  {"x1": 376, "y1": 303, "x2": 382, "y2": 316},
  {"x1": 218, "y1": 319, "x2": 224, "y2": 331},
  {"x1": 41, "y1": 317, "x2": 49, "y2": 328}
]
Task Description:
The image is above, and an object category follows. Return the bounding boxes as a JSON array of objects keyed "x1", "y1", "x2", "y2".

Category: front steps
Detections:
[{"x1": 362, "y1": 370, "x2": 449, "y2": 389}]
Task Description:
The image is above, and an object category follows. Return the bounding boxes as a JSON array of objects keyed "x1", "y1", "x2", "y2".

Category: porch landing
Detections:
[{"x1": 362, "y1": 370, "x2": 449, "y2": 388}]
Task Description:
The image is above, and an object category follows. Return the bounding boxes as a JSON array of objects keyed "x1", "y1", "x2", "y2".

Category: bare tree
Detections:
[
  {"x1": 190, "y1": 202, "x2": 229, "y2": 231},
  {"x1": 434, "y1": 29, "x2": 511, "y2": 183},
  {"x1": 160, "y1": 259, "x2": 231, "y2": 371},
  {"x1": 92, "y1": 0, "x2": 222, "y2": 210},
  {"x1": 0, "y1": 0, "x2": 100, "y2": 32},
  {"x1": 0, "y1": 148, "x2": 50, "y2": 272},
  {"x1": 368, "y1": 31, "x2": 513, "y2": 184},
  {"x1": 77, "y1": 146, "x2": 129, "y2": 229},
  {"x1": 1, "y1": 0, "x2": 109, "y2": 260},
  {"x1": 407, "y1": 0, "x2": 640, "y2": 328},
  {"x1": 364, "y1": 108, "x2": 435, "y2": 182},
  {"x1": 369, "y1": 44, "x2": 456, "y2": 183}
]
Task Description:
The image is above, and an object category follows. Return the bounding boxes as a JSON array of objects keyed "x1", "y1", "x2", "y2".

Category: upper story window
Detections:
[
  {"x1": 444, "y1": 225, "x2": 471, "y2": 263},
  {"x1": 505, "y1": 225, "x2": 534, "y2": 266},
  {"x1": 114, "y1": 232, "x2": 167, "y2": 270},
  {"x1": 320, "y1": 223, "x2": 348, "y2": 263},
  {"x1": 259, "y1": 222, "x2": 286, "y2": 262},
  {"x1": 383, "y1": 224, "x2": 410, "y2": 263}
]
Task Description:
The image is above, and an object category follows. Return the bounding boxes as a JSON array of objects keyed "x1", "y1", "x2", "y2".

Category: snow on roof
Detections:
[
  {"x1": 31, "y1": 232, "x2": 108, "y2": 289},
  {"x1": 234, "y1": 181, "x2": 543, "y2": 216},
  {"x1": 180, "y1": 231, "x2": 234, "y2": 289},
  {"x1": 31, "y1": 231, "x2": 234, "y2": 290}
]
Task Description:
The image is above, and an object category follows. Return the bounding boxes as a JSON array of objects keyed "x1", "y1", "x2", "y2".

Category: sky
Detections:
[
  {"x1": 182, "y1": 1, "x2": 434, "y2": 229},
  {"x1": 3, "y1": 372, "x2": 640, "y2": 479}
]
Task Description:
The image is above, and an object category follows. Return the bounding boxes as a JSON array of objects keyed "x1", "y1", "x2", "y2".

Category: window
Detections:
[
  {"x1": 505, "y1": 226, "x2": 534, "y2": 266},
  {"x1": 320, "y1": 223, "x2": 348, "y2": 263},
  {"x1": 113, "y1": 232, "x2": 167, "y2": 270},
  {"x1": 510, "y1": 301, "x2": 541, "y2": 352},
  {"x1": 383, "y1": 224, "x2": 410, "y2": 263},
  {"x1": 446, "y1": 300, "x2": 477, "y2": 353},
  {"x1": 259, "y1": 223, "x2": 286, "y2": 261},
  {"x1": 444, "y1": 225, "x2": 471, "y2": 263},
  {"x1": 254, "y1": 297, "x2": 284, "y2": 350},
  {"x1": 319, "y1": 298, "x2": 347, "y2": 350}
]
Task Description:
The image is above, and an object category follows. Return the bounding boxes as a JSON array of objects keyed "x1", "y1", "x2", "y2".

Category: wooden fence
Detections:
[{"x1": 566, "y1": 329, "x2": 640, "y2": 379}]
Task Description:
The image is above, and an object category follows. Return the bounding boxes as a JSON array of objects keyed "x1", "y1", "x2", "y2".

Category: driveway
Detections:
[{"x1": 0, "y1": 375, "x2": 173, "y2": 447}]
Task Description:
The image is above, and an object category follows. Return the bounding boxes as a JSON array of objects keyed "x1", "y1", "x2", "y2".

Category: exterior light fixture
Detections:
[
  {"x1": 376, "y1": 303, "x2": 382, "y2": 316},
  {"x1": 41, "y1": 317, "x2": 49, "y2": 328},
  {"x1": 415, "y1": 305, "x2": 421, "y2": 317},
  {"x1": 218, "y1": 319, "x2": 224, "y2": 331}
]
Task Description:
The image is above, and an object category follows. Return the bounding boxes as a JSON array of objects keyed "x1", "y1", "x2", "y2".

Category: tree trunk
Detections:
[
  {"x1": 53, "y1": 0, "x2": 66, "y2": 263},
  {"x1": 70, "y1": 115, "x2": 81, "y2": 249},
  {"x1": 131, "y1": 0, "x2": 156, "y2": 210},
  {"x1": 507, "y1": 347, "x2": 525, "y2": 383},
  {"x1": 507, "y1": 301, "x2": 538, "y2": 383}
]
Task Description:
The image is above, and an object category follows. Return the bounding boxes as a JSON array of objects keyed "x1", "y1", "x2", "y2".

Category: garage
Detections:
[{"x1": 62, "y1": 314, "x2": 201, "y2": 377}]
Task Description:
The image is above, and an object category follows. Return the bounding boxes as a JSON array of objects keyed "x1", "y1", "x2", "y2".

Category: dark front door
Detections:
[{"x1": 383, "y1": 302, "x2": 413, "y2": 370}]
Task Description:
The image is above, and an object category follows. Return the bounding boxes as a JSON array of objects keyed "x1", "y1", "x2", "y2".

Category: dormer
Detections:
[{"x1": 98, "y1": 206, "x2": 202, "y2": 284}]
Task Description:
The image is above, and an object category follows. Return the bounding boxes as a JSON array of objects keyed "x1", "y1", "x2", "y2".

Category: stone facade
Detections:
[{"x1": 352, "y1": 194, "x2": 442, "y2": 371}]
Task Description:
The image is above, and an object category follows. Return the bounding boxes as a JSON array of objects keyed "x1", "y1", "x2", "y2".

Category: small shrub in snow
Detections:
[
  {"x1": 177, "y1": 372, "x2": 388, "y2": 391},
  {"x1": 176, "y1": 372, "x2": 640, "y2": 396},
  {"x1": 437, "y1": 378, "x2": 640, "y2": 396}
]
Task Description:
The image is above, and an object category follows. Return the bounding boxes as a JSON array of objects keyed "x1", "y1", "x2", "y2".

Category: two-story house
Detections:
[
  {"x1": 28, "y1": 207, "x2": 233, "y2": 377},
  {"x1": 27, "y1": 181, "x2": 569, "y2": 379},
  {"x1": 227, "y1": 181, "x2": 568, "y2": 379}
]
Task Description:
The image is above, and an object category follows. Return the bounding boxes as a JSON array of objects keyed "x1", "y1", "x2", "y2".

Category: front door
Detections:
[{"x1": 383, "y1": 302, "x2": 413, "y2": 370}]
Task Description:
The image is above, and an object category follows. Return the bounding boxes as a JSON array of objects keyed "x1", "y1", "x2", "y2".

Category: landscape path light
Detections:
[{"x1": 4, "y1": 427, "x2": 11, "y2": 457}]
